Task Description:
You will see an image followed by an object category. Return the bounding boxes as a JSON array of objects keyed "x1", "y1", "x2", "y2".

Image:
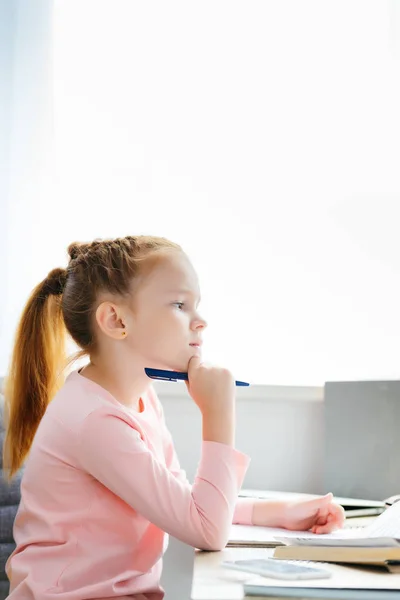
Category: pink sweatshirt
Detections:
[{"x1": 7, "y1": 371, "x2": 253, "y2": 600}]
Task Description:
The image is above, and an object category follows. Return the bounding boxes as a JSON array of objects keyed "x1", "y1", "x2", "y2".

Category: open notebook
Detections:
[
  {"x1": 272, "y1": 500, "x2": 400, "y2": 570},
  {"x1": 228, "y1": 523, "x2": 372, "y2": 549}
]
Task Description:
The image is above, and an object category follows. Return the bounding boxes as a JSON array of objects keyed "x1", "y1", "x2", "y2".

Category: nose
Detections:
[{"x1": 191, "y1": 315, "x2": 207, "y2": 331}]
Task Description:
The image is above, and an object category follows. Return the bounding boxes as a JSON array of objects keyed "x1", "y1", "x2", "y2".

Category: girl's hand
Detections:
[
  {"x1": 283, "y1": 493, "x2": 345, "y2": 534},
  {"x1": 251, "y1": 493, "x2": 345, "y2": 534},
  {"x1": 186, "y1": 356, "x2": 235, "y2": 416}
]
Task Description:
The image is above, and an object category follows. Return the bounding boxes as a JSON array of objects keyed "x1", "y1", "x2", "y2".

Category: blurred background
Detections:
[{"x1": 1, "y1": 0, "x2": 400, "y2": 386}]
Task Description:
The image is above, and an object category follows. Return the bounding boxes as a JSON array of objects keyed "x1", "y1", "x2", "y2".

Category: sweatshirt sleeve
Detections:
[
  {"x1": 159, "y1": 405, "x2": 255, "y2": 526},
  {"x1": 77, "y1": 407, "x2": 250, "y2": 551}
]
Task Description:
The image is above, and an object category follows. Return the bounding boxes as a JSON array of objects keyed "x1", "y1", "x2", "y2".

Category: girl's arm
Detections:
[
  {"x1": 77, "y1": 407, "x2": 250, "y2": 551},
  {"x1": 162, "y1": 424, "x2": 343, "y2": 534},
  {"x1": 233, "y1": 497, "x2": 255, "y2": 524},
  {"x1": 160, "y1": 415, "x2": 255, "y2": 526}
]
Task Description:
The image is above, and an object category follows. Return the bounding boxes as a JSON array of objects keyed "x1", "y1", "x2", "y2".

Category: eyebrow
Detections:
[{"x1": 168, "y1": 290, "x2": 201, "y2": 302}]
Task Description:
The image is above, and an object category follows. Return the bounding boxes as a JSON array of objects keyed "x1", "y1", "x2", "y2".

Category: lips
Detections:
[{"x1": 189, "y1": 343, "x2": 202, "y2": 347}]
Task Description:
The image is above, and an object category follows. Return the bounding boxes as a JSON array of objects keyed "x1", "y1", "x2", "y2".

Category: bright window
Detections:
[{"x1": 51, "y1": 1, "x2": 400, "y2": 385}]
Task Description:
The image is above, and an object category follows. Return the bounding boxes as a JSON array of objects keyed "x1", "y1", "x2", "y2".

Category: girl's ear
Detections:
[{"x1": 95, "y1": 302, "x2": 127, "y2": 339}]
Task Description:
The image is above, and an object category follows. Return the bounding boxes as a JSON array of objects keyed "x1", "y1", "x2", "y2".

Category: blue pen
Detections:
[{"x1": 145, "y1": 368, "x2": 249, "y2": 386}]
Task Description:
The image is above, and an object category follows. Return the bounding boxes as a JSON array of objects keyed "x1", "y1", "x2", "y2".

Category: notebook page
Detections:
[
  {"x1": 229, "y1": 524, "x2": 319, "y2": 543},
  {"x1": 275, "y1": 534, "x2": 400, "y2": 547},
  {"x1": 274, "y1": 502, "x2": 400, "y2": 547},
  {"x1": 231, "y1": 503, "x2": 400, "y2": 547},
  {"x1": 364, "y1": 500, "x2": 400, "y2": 538},
  {"x1": 229, "y1": 524, "x2": 365, "y2": 544}
]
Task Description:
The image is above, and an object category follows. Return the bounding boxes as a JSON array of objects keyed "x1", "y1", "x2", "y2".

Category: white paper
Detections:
[
  {"x1": 275, "y1": 501, "x2": 400, "y2": 547},
  {"x1": 364, "y1": 499, "x2": 400, "y2": 538},
  {"x1": 229, "y1": 525, "x2": 361, "y2": 545}
]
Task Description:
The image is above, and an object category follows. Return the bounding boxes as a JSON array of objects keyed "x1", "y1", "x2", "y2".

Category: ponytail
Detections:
[{"x1": 3, "y1": 268, "x2": 67, "y2": 478}]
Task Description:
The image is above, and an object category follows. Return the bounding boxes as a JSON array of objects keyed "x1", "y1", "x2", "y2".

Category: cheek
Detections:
[
  {"x1": 132, "y1": 309, "x2": 189, "y2": 347},
  {"x1": 159, "y1": 311, "x2": 191, "y2": 343},
  {"x1": 130, "y1": 312, "x2": 162, "y2": 342},
  {"x1": 173, "y1": 310, "x2": 191, "y2": 329}
]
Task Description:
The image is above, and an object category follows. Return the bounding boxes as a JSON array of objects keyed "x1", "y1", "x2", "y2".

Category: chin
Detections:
[
  {"x1": 169, "y1": 360, "x2": 191, "y2": 373},
  {"x1": 165, "y1": 358, "x2": 193, "y2": 373},
  {"x1": 147, "y1": 359, "x2": 187, "y2": 373},
  {"x1": 149, "y1": 350, "x2": 199, "y2": 373}
]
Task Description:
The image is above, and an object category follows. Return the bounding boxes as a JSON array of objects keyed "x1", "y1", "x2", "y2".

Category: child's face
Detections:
[{"x1": 126, "y1": 251, "x2": 206, "y2": 372}]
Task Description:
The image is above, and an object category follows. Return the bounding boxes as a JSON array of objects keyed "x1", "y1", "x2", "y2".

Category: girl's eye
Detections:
[{"x1": 173, "y1": 302, "x2": 184, "y2": 310}]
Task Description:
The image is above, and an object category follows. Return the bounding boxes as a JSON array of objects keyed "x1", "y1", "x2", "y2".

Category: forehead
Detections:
[{"x1": 138, "y1": 251, "x2": 200, "y2": 296}]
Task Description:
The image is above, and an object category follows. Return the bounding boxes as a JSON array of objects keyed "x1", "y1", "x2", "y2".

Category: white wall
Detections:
[
  {"x1": 0, "y1": 0, "x2": 53, "y2": 375},
  {"x1": 0, "y1": 1, "x2": 325, "y2": 495},
  {"x1": 50, "y1": 0, "x2": 400, "y2": 386},
  {"x1": 0, "y1": 0, "x2": 16, "y2": 371},
  {"x1": 155, "y1": 381, "x2": 325, "y2": 493},
  {"x1": 2, "y1": 2, "x2": 400, "y2": 386}
]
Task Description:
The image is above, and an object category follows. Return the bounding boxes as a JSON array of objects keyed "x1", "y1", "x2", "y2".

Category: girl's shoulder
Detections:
[{"x1": 47, "y1": 370, "x2": 129, "y2": 431}]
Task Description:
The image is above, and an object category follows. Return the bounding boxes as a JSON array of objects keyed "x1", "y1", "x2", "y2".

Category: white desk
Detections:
[
  {"x1": 191, "y1": 517, "x2": 378, "y2": 600},
  {"x1": 193, "y1": 545, "x2": 275, "y2": 600}
]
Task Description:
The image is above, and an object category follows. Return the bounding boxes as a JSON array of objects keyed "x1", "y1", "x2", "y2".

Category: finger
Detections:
[
  {"x1": 312, "y1": 522, "x2": 340, "y2": 534},
  {"x1": 188, "y1": 355, "x2": 201, "y2": 370},
  {"x1": 312, "y1": 507, "x2": 345, "y2": 534},
  {"x1": 187, "y1": 356, "x2": 201, "y2": 379},
  {"x1": 329, "y1": 504, "x2": 346, "y2": 527},
  {"x1": 316, "y1": 506, "x2": 329, "y2": 520},
  {"x1": 321, "y1": 513, "x2": 335, "y2": 522},
  {"x1": 312, "y1": 503, "x2": 330, "y2": 525},
  {"x1": 314, "y1": 514, "x2": 329, "y2": 526},
  {"x1": 291, "y1": 495, "x2": 333, "y2": 523},
  {"x1": 324, "y1": 504, "x2": 344, "y2": 523},
  {"x1": 310, "y1": 522, "x2": 328, "y2": 533},
  {"x1": 316, "y1": 507, "x2": 344, "y2": 529}
]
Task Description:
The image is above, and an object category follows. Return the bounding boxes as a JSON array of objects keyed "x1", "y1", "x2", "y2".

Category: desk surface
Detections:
[
  {"x1": 193, "y1": 546, "x2": 276, "y2": 600},
  {"x1": 191, "y1": 517, "x2": 377, "y2": 600}
]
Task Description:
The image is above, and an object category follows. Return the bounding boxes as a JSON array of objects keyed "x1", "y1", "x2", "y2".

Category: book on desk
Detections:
[
  {"x1": 273, "y1": 540, "x2": 400, "y2": 572},
  {"x1": 244, "y1": 571, "x2": 400, "y2": 599},
  {"x1": 244, "y1": 550, "x2": 400, "y2": 599},
  {"x1": 231, "y1": 488, "x2": 400, "y2": 555},
  {"x1": 270, "y1": 492, "x2": 400, "y2": 570},
  {"x1": 241, "y1": 500, "x2": 400, "y2": 597}
]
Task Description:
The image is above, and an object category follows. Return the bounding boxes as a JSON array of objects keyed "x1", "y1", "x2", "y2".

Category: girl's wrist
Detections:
[
  {"x1": 201, "y1": 409, "x2": 235, "y2": 447},
  {"x1": 251, "y1": 499, "x2": 289, "y2": 528}
]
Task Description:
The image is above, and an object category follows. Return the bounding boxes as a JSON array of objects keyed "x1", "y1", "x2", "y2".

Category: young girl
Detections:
[{"x1": 4, "y1": 235, "x2": 344, "y2": 600}]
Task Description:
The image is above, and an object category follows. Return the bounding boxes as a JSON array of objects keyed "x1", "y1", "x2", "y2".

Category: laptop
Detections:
[{"x1": 324, "y1": 380, "x2": 400, "y2": 501}]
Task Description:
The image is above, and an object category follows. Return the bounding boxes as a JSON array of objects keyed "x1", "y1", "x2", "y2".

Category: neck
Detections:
[{"x1": 80, "y1": 352, "x2": 151, "y2": 411}]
